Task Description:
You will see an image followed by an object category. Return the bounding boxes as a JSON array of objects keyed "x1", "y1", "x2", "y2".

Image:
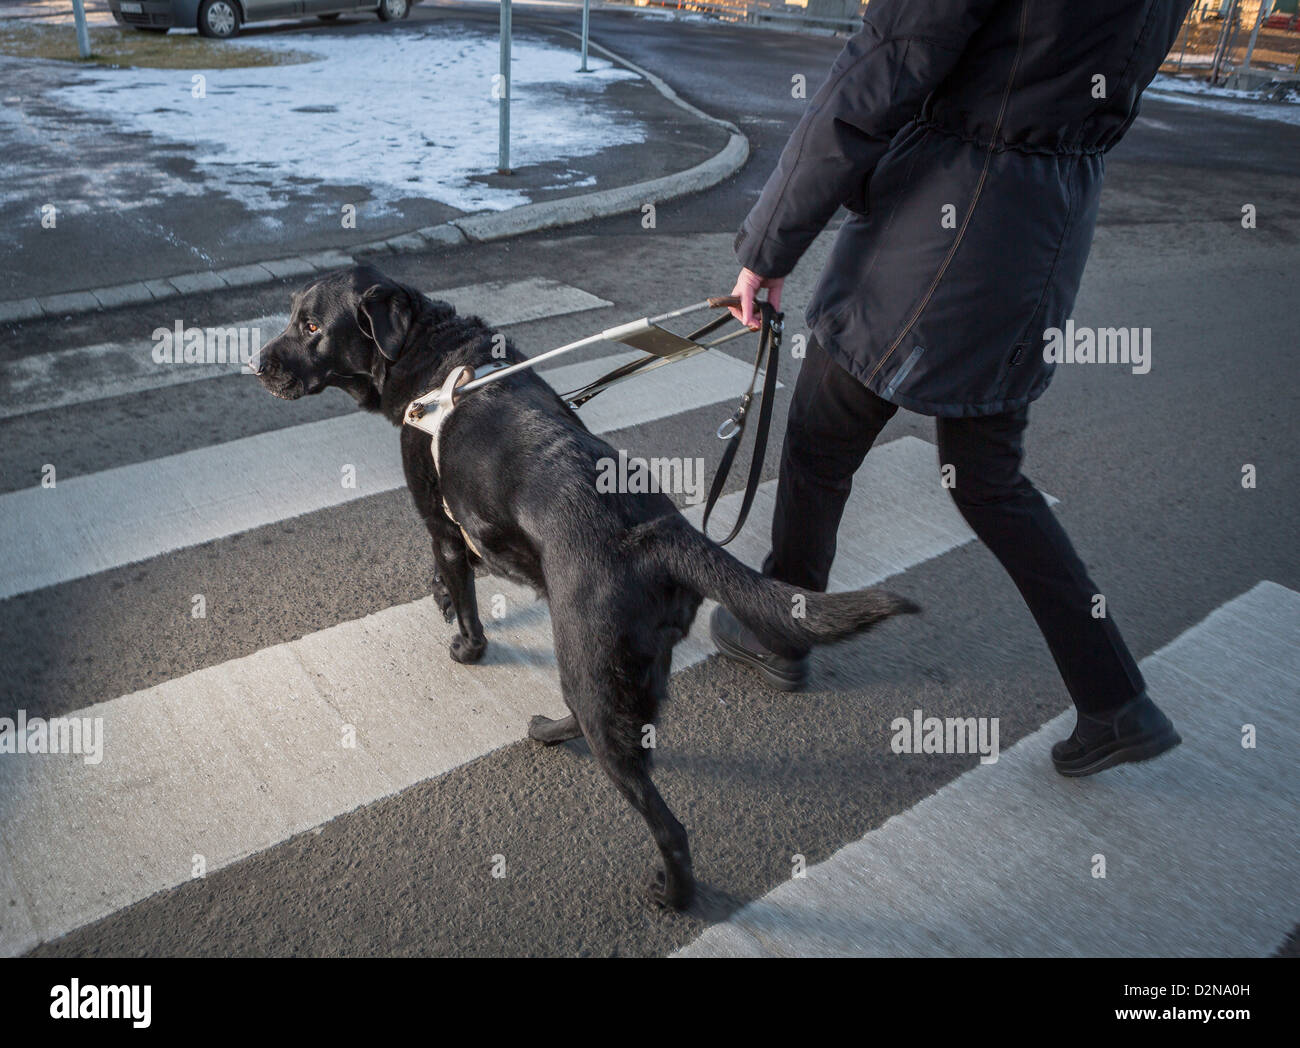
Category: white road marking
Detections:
[
  {"x1": 0, "y1": 434, "x2": 988, "y2": 955},
  {"x1": 0, "y1": 347, "x2": 767, "y2": 601},
  {"x1": 0, "y1": 277, "x2": 612, "y2": 421},
  {"x1": 676, "y1": 581, "x2": 1300, "y2": 958}
]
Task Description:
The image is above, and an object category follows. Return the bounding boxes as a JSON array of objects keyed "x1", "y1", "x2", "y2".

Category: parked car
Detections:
[{"x1": 108, "y1": 0, "x2": 415, "y2": 39}]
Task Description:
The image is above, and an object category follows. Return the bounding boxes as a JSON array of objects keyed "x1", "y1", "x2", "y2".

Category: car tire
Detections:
[
  {"x1": 197, "y1": 0, "x2": 240, "y2": 38},
  {"x1": 377, "y1": 0, "x2": 409, "y2": 21}
]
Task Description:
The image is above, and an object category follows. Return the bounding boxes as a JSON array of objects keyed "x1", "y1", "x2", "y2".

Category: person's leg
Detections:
[
  {"x1": 935, "y1": 407, "x2": 1179, "y2": 775},
  {"x1": 762, "y1": 335, "x2": 898, "y2": 592},
  {"x1": 712, "y1": 334, "x2": 897, "y2": 689}
]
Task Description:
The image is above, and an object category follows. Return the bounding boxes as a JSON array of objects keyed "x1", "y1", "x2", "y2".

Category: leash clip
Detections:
[{"x1": 717, "y1": 392, "x2": 752, "y2": 441}]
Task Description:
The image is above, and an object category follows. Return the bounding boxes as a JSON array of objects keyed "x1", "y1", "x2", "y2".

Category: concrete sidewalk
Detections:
[{"x1": 0, "y1": 9, "x2": 744, "y2": 321}]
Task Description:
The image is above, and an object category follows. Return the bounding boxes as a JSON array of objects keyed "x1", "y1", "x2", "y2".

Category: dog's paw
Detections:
[
  {"x1": 527, "y1": 714, "x2": 583, "y2": 745},
  {"x1": 431, "y1": 575, "x2": 455, "y2": 622},
  {"x1": 449, "y1": 633, "x2": 486, "y2": 664},
  {"x1": 645, "y1": 867, "x2": 694, "y2": 912}
]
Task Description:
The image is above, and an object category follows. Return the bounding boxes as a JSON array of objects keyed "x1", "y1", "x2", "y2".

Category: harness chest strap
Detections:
[{"x1": 403, "y1": 362, "x2": 509, "y2": 558}]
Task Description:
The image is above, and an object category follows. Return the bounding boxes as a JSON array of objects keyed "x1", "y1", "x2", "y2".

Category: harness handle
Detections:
[{"x1": 560, "y1": 295, "x2": 783, "y2": 548}]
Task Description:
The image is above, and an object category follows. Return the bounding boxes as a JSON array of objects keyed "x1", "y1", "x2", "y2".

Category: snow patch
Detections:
[
  {"x1": 44, "y1": 24, "x2": 646, "y2": 215},
  {"x1": 1146, "y1": 73, "x2": 1300, "y2": 127}
]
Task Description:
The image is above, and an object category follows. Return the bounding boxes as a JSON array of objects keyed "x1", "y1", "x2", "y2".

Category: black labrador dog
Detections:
[{"x1": 252, "y1": 264, "x2": 918, "y2": 909}]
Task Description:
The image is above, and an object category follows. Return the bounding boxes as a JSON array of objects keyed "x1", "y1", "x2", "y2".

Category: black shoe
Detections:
[
  {"x1": 1051, "y1": 693, "x2": 1182, "y2": 777},
  {"x1": 709, "y1": 605, "x2": 810, "y2": 691}
]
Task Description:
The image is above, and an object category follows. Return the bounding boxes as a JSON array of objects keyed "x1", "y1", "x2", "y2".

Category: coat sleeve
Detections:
[{"x1": 735, "y1": 0, "x2": 1002, "y2": 278}]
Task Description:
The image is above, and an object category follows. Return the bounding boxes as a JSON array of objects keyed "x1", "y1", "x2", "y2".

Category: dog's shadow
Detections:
[
  {"x1": 469, "y1": 642, "x2": 557, "y2": 670},
  {"x1": 683, "y1": 882, "x2": 750, "y2": 924}
]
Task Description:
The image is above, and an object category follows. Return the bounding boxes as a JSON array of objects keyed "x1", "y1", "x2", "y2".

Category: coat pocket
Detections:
[{"x1": 996, "y1": 336, "x2": 1056, "y2": 407}]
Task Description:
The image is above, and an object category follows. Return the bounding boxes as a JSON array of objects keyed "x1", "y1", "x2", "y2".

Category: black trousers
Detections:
[{"x1": 763, "y1": 336, "x2": 1145, "y2": 716}]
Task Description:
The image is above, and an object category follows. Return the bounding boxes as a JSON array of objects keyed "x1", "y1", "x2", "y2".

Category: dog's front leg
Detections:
[{"x1": 432, "y1": 534, "x2": 487, "y2": 664}]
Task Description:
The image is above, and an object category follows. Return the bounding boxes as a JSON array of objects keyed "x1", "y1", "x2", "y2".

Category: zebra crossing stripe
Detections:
[
  {"x1": 0, "y1": 277, "x2": 612, "y2": 422},
  {"x1": 676, "y1": 581, "x2": 1300, "y2": 958},
  {"x1": 0, "y1": 434, "x2": 988, "y2": 956},
  {"x1": 0, "y1": 347, "x2": 771, "y2": 601}
]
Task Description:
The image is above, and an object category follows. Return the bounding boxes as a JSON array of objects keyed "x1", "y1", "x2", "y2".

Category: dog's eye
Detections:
[{"x1": 306, "y1": 322, "x2": 319, "y2": 334}]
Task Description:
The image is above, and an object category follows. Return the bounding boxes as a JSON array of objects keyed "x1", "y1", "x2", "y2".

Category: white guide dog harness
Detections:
[
  {"x1": 402, "y1": 362, "x2": 510, "y2": 558},
  {"x1": 399, "y1": 296, "x2": 783, "y2": 550}
]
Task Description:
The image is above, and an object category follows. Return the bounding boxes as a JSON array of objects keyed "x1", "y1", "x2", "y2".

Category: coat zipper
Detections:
[{"x1": 866, "y1": 0, "x2": 1031, "y2": 388}]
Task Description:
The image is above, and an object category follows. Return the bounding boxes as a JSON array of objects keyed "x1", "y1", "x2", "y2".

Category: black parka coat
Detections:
[{"x1": 735, "y1": 0, "x2": 1191, "y2": 416}]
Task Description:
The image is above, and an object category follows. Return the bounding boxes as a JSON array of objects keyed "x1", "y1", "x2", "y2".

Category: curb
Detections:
[
  {"x1": 438, "y1": 131, "x2": 746, "y2": 244},
  {"x1": 1, "y1": 32, "x2": 749, "y2": 326}
]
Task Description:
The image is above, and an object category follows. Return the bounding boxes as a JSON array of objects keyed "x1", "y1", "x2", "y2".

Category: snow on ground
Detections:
[
  {"x1": 620, "y1": 8, "x2": 717, "y2": 23},
  {"x1": 1150, "y1": 72, "x2": 1298, "y2": 102},
  {"x1": 45, "y1": 23, "x2": 645, "y2": 214},
  {"x1": 1146, "y1": 72, "x2": 1300, "y2": 127}
]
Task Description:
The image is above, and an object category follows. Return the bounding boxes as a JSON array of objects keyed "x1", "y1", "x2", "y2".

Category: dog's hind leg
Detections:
[
  {"x1": 527, "y1": 713, "x2": 583, "y2": 745},
  {"x1": 431, "y1": 533, "x2": 486, "y2": 664},
  {"x1": 550, "y1": 615, "x2": 693, "y2": 909},
  {"x1": 585, "y1": 715, "x2": 694, "y2": 910}
]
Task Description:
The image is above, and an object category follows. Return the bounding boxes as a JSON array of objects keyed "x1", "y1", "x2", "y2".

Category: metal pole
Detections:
[
  {"x1": 1210, "y1": 0, "x2": 1241, "y2": 84},
  {"x1": 579, "y1": 0, "x2": 590, "y2": 72},
  {"x1": 1176, "y1": 8, "x2": 1194, "y2": 72},
  {"x1": 1221, "y1": 3, "x2": 1243, "y2": 81},
  {"x1": 498, "y1": 0, "x2": 511, "y2": 174},
  {"x1": 71, "y1": 0, "x2": 91, "y2": 59},
  {"x1": 1242, "y1": 0, "x2": 1272, "y2": 70}
]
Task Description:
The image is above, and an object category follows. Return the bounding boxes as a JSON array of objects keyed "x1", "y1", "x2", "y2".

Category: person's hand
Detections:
[{"x1": 729, "y1": 268, "x2": 784, "y2": 329}]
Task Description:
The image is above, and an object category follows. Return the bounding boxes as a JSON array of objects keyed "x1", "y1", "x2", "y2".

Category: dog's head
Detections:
[{"x1": 250, "y1": 264, "x2": 425, "y2": 407}]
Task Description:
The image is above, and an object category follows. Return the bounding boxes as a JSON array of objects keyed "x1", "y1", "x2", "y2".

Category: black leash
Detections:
[
  {"x1": 700, "y1": 301, "x2": 782, "y2": 546},
  {"x1": 561, "y1": 299, "x2": 783, "y2": 547}
]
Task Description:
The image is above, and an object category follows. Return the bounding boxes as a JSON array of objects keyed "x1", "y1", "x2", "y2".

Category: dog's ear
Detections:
[{"x1": 357, "y1": 284, "x2": 414, "y2": 361}]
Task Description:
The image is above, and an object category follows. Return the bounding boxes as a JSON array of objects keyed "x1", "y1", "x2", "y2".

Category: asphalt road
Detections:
[{"x1": 1, "y1": 6, "x2": 1297, "y2": 957}]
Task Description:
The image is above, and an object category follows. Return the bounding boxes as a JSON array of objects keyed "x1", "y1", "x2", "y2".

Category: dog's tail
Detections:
[{"x1": 634, "y1": 516, "x2": 919, "y2": 655}]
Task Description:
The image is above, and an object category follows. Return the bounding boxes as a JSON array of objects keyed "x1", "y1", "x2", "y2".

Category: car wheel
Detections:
[
  {"x1": 317, "y1": 12, "x2": 340, "y2": 19},
  {"x1": 197, "y1": 0, "x2": 240, "y2": 38},
  {"x1": 377, "y1": 0, "x2": 409, "y2": 21}
]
